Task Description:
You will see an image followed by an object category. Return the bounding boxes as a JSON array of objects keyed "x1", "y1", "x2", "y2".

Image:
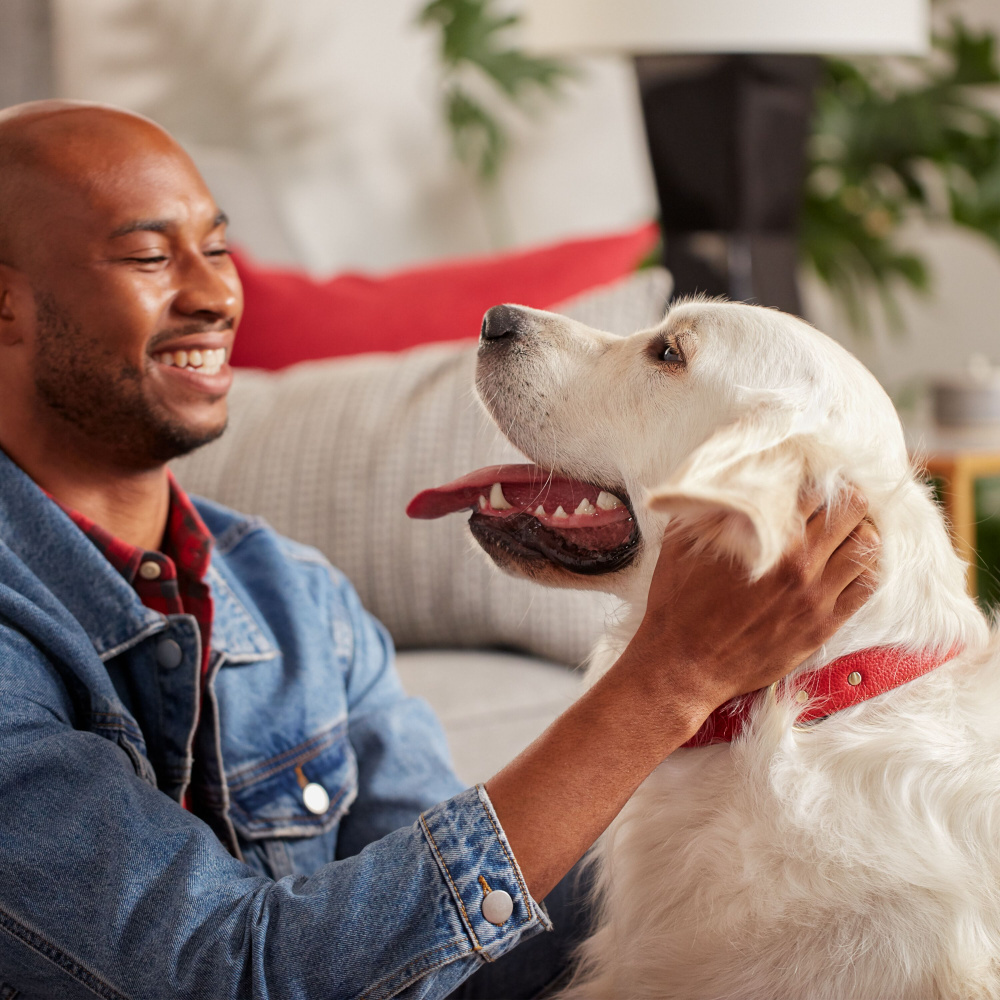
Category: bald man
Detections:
[{"x1": 0, "y1": 100, "x2": 878, "y2": 999}]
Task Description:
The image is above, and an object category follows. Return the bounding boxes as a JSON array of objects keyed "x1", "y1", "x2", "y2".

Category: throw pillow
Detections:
[{"x1": 229, "y1": 223, "x2": 659, "y2": 369}]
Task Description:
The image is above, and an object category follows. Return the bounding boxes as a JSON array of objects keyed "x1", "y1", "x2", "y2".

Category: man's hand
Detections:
[
  {"x1": 486, "y1": 488, "x2": 880, "y2": 903},
  {"x1": 619, "y1": 487, "x2": 881, "y2": 741}
]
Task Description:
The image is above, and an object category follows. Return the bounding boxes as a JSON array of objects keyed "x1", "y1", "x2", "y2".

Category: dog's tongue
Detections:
[{"x1": 406, "y1": 464, "x2": 631, "y2": 531}]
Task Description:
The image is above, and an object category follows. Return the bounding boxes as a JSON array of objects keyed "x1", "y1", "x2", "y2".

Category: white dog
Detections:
[{"x1": 409, "y1": 299, "x2": 1000, "y2": 999}]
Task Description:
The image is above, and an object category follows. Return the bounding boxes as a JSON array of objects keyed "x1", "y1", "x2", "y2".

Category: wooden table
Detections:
[{"x1": 906, "y1": 423, "x2": 1000, "y2": 596}]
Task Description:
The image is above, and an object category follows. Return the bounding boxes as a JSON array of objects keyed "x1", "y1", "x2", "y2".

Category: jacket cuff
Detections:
[{"x1": 419, "y1": 784, "x2": 552, "y2": 962}]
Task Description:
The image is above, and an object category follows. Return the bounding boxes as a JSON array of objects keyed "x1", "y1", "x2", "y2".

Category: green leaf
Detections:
[
  {"x1": 802, "y1": 18, "x2": 1000, "y2": 335},
  {"x1": 939, "y1": 18, "x2": 1000, "y2": 85},
  {"x1": 419, "y1": 0, "x2": 576, "y2": 182},
  {"x1": 445, "y1": 86, "x2": 506, "y2": 180}
]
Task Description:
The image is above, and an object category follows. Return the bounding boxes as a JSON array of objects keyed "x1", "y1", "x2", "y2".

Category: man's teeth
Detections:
[{"x1": 153, "y1": 347, "x2": 227, "y2": 375}]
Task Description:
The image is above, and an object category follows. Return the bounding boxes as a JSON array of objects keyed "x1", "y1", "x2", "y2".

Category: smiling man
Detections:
[{"x1": 0, "y1": 100, "x2": 879, "y2": 1000}]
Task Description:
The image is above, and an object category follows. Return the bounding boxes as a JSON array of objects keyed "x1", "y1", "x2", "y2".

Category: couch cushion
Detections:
[
  {"x1": 173, "y1": 268, "x2": 671, "y2": 665},
  {"x1": 229, "y1": 223, "x2": 659, "y2": 369},
  {"x1": 394, "y1": 650, "x2": 582, "y2": 786}
]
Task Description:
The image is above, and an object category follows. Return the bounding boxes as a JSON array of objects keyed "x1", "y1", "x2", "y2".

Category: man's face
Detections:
[{"x1": 5, "y1": 123, "x2": 243, "y2": 468}]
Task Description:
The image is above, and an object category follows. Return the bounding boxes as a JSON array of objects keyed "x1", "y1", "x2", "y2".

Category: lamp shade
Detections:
[{"x1": 521, "y1": 0, "x2": 929, "y2": 56}]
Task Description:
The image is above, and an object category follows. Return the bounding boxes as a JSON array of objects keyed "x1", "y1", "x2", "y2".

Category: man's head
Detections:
[{"x1": 0, "y1": 100, "x2": 242, "y2": 471}]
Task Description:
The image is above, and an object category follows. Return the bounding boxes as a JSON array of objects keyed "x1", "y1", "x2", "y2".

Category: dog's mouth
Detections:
[{"x1": 407, "y1": 464, "x2": 640, "y2": 575}]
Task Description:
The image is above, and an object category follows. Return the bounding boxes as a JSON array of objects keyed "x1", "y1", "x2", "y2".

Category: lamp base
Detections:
[
  {"x1": 663, "y1": 231, "x2": 803, "y2": 314},
  {"x1": 636, "y1": 54, "x2": 821, "y2": 315}
]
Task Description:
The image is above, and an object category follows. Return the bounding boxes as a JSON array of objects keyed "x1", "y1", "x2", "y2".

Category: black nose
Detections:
[{"x1": 481, "y1": 304, "x2": 524, "y2": 342}]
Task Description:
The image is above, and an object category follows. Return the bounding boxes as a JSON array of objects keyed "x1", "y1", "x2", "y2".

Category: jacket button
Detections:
[
  {"x1": 156, "y1": 639, "x2": 183, "y2": 669},
  {"x1": 481, "y1": 889, "x2": 513, "y2": 925},
  {"x1": 302, "y1": 782, "x2": 330, "y2": 815},
  {"x1": 139, "y1": 560, "x2": 162, "y2": 580}
]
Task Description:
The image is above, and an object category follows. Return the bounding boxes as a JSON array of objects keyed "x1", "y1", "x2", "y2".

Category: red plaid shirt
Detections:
[
  {"x1": 50, "y1": 474, "x2": 214, "y2": 811},
  {"x1": 50, "y1": 472, "x2": 215, "y2": 681}
]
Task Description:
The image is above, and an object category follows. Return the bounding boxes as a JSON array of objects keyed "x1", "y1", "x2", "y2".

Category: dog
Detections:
[{"x1": 408, "y1": 298, "x2": 1000, "y2": 998}]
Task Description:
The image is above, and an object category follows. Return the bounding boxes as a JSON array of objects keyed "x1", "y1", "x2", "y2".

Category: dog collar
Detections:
[{"x1": 684, "y1": 646, "x2": 962, "y2": 748}]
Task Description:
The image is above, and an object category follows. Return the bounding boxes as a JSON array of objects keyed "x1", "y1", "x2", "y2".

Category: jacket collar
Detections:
[
  {"x1": 204, "y1": 560, "x2": 279, "y2": 663},
  {"x1": 0, "y1": 449, "x2": 276, "y2": 663}
]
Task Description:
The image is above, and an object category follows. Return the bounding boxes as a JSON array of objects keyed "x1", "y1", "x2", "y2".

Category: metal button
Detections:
[
  {"x1": 139, "y1": 560, "x2": 162, "y2": 580},
  {"x1": 795, "y1": 690, "x2": 809, "y2": 704},
  {"x1": 302, "y1": 782, "x2": 330, "y2": 815},
  {"x1": 847, "y1": 671, "x2": 863, "y2": 686},
  {"x1": 482, "y1": 889, "x2": 513, "y2": 925},
  {"x1": 156, "y1": 638, "x2": 183, "y2": 669}
]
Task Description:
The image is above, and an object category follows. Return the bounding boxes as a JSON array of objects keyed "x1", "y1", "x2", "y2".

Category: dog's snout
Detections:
[{"x1": 481, "y1": 304, "x2": 526, "y2": 342}]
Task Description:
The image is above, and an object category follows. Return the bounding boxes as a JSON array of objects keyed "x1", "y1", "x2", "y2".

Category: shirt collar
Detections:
[{"x1": 46, "y1": 470, "x2": 213, "y2": 588}]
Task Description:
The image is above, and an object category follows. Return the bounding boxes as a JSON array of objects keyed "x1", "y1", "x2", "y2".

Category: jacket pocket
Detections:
[{"x1": 226, "y1": 721, "x2": 358, "y2": 841}]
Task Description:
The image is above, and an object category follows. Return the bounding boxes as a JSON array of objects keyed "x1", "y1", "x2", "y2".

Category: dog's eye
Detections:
[{"x1": 661, "y1": 343, "x2": 683, "y2": 364}]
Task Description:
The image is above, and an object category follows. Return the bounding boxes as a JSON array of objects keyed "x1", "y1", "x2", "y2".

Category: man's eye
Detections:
[
  {"x1": 206, "y1": 248, "x2": 231, "y2": 258},
  {"x1": 662, "y1": 343, "x2": 683, "y2": 363},
  {"x1": 127, "y1": 255, "x2": 168, "y2": 264}
]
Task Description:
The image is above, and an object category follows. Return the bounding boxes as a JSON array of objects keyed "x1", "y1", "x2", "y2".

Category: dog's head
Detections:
[{"x1": 410, "y1": 298, "x2": 909, "y2": 598}]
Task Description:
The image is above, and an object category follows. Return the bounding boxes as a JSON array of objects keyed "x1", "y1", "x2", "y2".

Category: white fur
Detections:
[{"x1": 475, "y1": 300, "x2": 1000, "y2": 999}]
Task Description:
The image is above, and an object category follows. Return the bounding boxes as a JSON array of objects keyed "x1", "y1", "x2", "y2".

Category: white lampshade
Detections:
[{"x1": 521, "y1": 0, "x2": 930, "y2": 56}]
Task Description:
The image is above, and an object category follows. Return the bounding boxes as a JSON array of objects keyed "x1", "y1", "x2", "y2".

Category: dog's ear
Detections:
[{"x1": 646, "y1": 404, "x2": 816, "y2": 578}]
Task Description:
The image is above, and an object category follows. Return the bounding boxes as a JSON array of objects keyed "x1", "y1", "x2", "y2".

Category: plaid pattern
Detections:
[{"x1": 51, "y1": 472, "x2": 214, "y2": 681}]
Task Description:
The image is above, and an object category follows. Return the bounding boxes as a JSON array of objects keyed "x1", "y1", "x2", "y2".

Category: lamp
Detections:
[{"x1": 522, "y1": 0, "x2": 929, "y2": 314}]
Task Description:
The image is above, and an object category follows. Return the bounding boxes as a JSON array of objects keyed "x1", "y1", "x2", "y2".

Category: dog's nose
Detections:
[{"x1": 481, "y1": 304, "x2": 525, "y2": 342}]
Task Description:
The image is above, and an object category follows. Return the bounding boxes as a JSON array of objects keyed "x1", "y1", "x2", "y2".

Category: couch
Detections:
[{"x1": 172, "y1": 264, "x2": 672, "y2": 785}]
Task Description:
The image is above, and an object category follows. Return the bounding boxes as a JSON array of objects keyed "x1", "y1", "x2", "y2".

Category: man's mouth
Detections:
[
  {"x1": 151, "y1": 347, "x2": 228, "y2": 376},
  {"x1": 407, "y1": 464, "x2": 640, "y2": 575}
]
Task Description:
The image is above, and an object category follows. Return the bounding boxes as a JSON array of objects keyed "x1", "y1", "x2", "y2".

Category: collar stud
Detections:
[{"x1": 847, "y1": 671, "x2": 863, "y2": 686}]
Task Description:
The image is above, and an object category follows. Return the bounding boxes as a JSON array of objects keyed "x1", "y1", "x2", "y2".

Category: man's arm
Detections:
[
  {"x1": 0, "y1": 492, "x2": 875, "y2": 999},
  {"x1": 487, "y1": 491, "x2": 879, "y2": 901}
]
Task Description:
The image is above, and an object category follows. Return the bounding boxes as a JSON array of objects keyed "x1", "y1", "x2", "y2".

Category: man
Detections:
[{"x1": 0, "y1": 100, "x2": 878, "y2": 999}]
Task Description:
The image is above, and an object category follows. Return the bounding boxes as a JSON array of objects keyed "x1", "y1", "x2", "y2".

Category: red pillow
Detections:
[{"x1": 229, "y1": 223, "x2": 659, "y2": 369}]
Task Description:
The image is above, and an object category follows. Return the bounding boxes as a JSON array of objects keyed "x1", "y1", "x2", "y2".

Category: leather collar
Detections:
[{"x1": 684, "y1": 646, "x2": 962, "y2": 748}]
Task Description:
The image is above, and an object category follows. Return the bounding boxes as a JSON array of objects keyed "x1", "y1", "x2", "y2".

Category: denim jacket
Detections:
[{"x1": 0, "y1": 449, "x2": 549, "y2": 999}]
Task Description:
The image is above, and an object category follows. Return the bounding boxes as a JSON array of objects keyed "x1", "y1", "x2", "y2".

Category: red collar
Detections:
[{"x1": 684, "y1": 646, "x2": 962, "y2": 748}]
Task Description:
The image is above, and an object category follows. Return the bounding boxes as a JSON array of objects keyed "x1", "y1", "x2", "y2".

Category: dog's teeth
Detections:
[
  {"x1": 553, "y1": 505, "x2": 568, "y2": 519},
  {"x1": 596, "y1": 491, "x2": 623, "y2": 510},
  {"x1": 490, "y1": 483, "x2": 512, "y2": 510},
  {"x1": 478, "y1": 495, "x2": 488, "y2": 509},
  {"x1": 535, "y1": 505, "x2": 546, "y2": 516},
  {"x1": 575, "y1": 498, "x2": 596, "y2": 516}
]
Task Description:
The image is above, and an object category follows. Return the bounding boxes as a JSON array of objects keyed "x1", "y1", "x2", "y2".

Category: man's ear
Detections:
[
  {"x1": 0, "y1": 265, "x2": 26, "y2": 344},
  {"x1": 646, "y1": 405, "x2": 815, "y2": 578}
]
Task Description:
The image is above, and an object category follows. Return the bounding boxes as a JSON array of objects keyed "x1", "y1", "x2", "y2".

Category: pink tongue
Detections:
[{"x1": 407, "y1": 464, "x2": 622, "y2": 521}]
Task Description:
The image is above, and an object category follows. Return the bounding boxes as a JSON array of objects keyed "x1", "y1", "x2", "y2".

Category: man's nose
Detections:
[
  {"x1": 172, "y1": 251, "x2": 241, "y2": 321},
  {"x1": 481, "y1": 304, "x2": 530, "y2": 342}
]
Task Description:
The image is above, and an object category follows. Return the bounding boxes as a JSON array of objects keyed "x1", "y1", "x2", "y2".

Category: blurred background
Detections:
[{"x1": 2, "y1": 0, "x2": 999, "y2": 392}]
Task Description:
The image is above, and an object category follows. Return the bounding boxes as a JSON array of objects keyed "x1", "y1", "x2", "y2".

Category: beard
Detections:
[{"x1": 32, "y1": 291, "x2": 226, "y2": 467}]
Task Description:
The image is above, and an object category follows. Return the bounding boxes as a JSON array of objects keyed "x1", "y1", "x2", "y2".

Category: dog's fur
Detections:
[{"x1": 474, "y1": 300, "x2": 1000, "y2": 999}]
